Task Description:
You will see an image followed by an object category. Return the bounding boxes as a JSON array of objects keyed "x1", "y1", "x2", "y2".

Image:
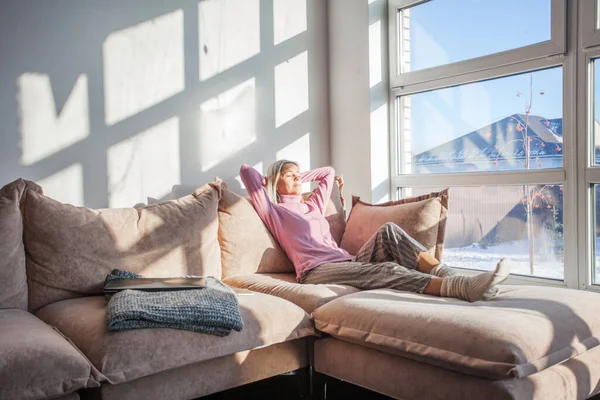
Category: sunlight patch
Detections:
[
  {"x1": 369, "y1": 20, "x2": 382, "y2": 88},
  {"x1": 199, "y1": 78, "x2": 256, "y2": 172},
  {"x1": 107, "y1": 117, "x2": 181, "y2": 208},
  {"x1": 276, "y1": 133, "x2": 311, "y2": 192},
  {"x1": 103, "y1": 9, "x2": 184, "y2": 125},
  {"x1": 370, "y1": 103, "x2": 388, "y2": 195},
  {"x1": 274, "y1": 51, "x2": 309, "y2": 127},
  {"x1": 18, "y1": 73, "x2": 89, "y2": 165},
  {"x1": 199, "y1": 0, "x2": 260, "y2": 80},
  {"x1": 273, "y1": 0, "x2": 307, "y2": 45},
  {"x1": 37, "y1": 163, "x2": 84, "y2": 206}
]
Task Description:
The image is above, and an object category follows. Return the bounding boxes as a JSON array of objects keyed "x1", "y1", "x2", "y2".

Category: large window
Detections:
[{"x1": 388, "y1": 0, "x2": 580, "y2": 286}]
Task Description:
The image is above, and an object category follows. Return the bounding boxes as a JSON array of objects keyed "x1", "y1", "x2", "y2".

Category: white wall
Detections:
[
  {"x1": 0, "y1": 0, "x2": 330, "y2": 208},
  {"x1": 328, "y1": 0, "x2": 390, "y2": 207}
]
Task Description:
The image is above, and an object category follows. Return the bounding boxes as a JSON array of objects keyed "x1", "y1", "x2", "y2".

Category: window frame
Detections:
[
  {"x1": 387, "y1": 0, "x2": 578, "y2": 288},
  {"x1": 582, "y1": 0, "x2": 600, "y2": 48},
  {"x1": 577, "y1": 46, "x2": 600, "y2": 292},
  {"x1": 388, "y1": 0, "x2": 567, "y2": 88}
]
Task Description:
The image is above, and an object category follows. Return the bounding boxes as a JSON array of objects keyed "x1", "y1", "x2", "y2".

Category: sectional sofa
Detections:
[{"x1": 2, "y1": 177, "x2": 600, "y2": 400}]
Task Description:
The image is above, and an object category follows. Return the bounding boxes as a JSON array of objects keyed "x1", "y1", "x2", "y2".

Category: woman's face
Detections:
[{"x1": 276, "y1": 163, "x2": 302, "y2": 196}]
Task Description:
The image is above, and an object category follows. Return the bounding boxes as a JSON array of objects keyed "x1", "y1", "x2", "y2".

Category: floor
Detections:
[
  {"x1": 200, "y1": 371, "x2": 394, "y2": 400},
  {"x1": 317, "y1": 378, "x2": 394, "y2": 400},
  {"x1": 199, "y1": 370, "x2": 600, "y2": 400}
]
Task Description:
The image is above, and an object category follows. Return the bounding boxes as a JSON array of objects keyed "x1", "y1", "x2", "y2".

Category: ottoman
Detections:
[{"x1": 312, "y1": 285, "x2": 600, "y2": 399}]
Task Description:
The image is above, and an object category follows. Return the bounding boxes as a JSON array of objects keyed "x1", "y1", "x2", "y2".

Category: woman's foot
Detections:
[{"x1": 440, "y1": 259, "x2": 512, "y2": 302}]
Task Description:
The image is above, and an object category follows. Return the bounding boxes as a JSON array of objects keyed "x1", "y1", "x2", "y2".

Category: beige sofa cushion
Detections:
[
  {"x1": 218, "y1": 182, "x2": 346, "y2": 279},
  {"x1": 0, "y1": 309, "x2": 97, "y2": 400},
  {"x1": 340, "y1": 189, "x2": 448, "y2": 260},
  {"x1": 224, "y1": 273, "x2": 360, "y2": 313},
  {"x1": 312, "y1": 285, "x2": 600, "y2": 379},
  {"x1": 23, "y1": 182, "x2": 222, "y2": 312},
  {"x1": 35, "y1": 291, "x2": 314, "y2": 384},
  {"x1": 0, "y1": 179, "x2": 42, "y2": 310}
]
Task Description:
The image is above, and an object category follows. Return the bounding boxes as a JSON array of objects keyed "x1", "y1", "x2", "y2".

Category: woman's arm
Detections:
[
  {"x1": 301, "y1": 166, "x2": 335, "y2": 214},
  {"x1": 239, "y1": 164, "x2": 272, "y2": 218}
]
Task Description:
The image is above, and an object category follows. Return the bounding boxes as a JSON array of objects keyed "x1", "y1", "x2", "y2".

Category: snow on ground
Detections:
[
  {"x1": 444, "y1": 239, "x2": 565, "y2": 280},
  {"x1": 445, "y1": 237, "x2": 600, "y2": 281}
]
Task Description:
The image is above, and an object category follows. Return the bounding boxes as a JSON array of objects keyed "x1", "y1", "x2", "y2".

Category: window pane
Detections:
[
  {"x1": 594, "y1": 59, "x2": 600, "y2": 166},
  {"x1": 595, "y1": 184, "x2": 600, "y2": 284},
  {"x1": 398, "y1": 68, "x2": 563, "y2": 175},
  {"x1": 401, "y1": 185, "x2": 564, "y2": 280},
  {"x1": 597, "y1": 0, "x2": 600, "y2": 30},
  {"x1": 398, "y1": 0, "x2": 552, "y2": 73}
]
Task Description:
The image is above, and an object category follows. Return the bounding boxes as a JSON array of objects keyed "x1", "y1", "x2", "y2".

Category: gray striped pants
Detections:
[{"x1": 301, "y1": 222, "x2": 433, "y2": 293}]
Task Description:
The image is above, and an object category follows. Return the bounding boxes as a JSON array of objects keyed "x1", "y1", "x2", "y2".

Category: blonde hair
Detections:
[{"x1": 265, "y1": 159, "x2": 299, "y2": 203}]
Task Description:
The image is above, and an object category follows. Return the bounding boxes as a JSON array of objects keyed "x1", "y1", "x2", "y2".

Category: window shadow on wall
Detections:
[{"x1": 0, "y1": 0, "x2": 328, "y2": 208}]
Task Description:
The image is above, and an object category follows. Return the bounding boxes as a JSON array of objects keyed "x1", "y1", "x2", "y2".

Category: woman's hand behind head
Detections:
[{"x1": 334, "y1": 175, "x2": 344, "y2": 192}]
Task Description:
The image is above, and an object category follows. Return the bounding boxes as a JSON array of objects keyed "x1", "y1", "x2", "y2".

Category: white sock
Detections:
[
  {"x1": 440, "y1": 259, "x2": 512, "y2": 302},
  {"x1": 429, "y1": 263, "x2": 457, "y2": 278}
]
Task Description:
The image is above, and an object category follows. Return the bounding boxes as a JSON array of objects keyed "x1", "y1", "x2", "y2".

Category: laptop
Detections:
[{"x1": 103, "y1": 277, "x2": 207, "y2": 294}]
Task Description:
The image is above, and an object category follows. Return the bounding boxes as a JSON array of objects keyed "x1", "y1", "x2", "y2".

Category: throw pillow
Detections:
[
  {"x1": 0, "y1": 179, "x2": 43, "y2": 310},
  {"x1": 340, "y1": 189, "x2": 449, "y2": 261},
  {"x1": 218, "y1": 181, "x2": 295, "y2": 278},
  {"x1": 22, "y1": 181, "x2": 222, "y2": 312}
]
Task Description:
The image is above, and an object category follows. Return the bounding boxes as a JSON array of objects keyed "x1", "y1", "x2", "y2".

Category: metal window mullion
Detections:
[
  {"x1": 388, "y1": 0, "x2": 400, "y2": 85},
  {"x1": 586, "y1": 169, "x2": 600, "y2": 182},
  {"x1": 560, "y1": 0, "x2": 579, "y2": 290},
  {"x1": 390, "y1": 0, "x2": 430, "y2": 9},
  {"x1": 550, "y1": 0, "x2": 567, "y2": 51},
  {"x1": 393, "y1": 170, "x2": 566, "y2": 189},
  {"x1": 392, "y1": 56, "x2": 564, "y2": 96},
  {"x1": 392, "y1": 43, "x2": 565, "y2": 89},
  {"x1": 389, "y1": 93, "x2": 400, "y2": 198}
]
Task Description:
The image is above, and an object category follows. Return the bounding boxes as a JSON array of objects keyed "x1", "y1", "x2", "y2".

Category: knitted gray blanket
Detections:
[{"x1": 105, "y1": 270, "x2": 243, "y2": 336}]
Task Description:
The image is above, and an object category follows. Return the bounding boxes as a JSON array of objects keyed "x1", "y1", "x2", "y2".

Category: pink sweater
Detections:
[{"x1": 240, "y1": 164, "x2": 353, "y2": 280}]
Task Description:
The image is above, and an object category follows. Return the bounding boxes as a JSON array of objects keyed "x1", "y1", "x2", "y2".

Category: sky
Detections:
[{"x1": 405, "y1": 0, "x2": 568, "y2": 155}]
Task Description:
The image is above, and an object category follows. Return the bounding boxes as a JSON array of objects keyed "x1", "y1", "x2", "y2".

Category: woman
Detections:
[{"x1": 239, "y1": 161, "x2": 511, "y2": 302}]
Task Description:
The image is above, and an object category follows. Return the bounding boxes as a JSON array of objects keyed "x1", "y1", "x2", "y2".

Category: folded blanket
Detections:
[{"x1": 105, "y1": 269, "x2": 243, "y2": 336}]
